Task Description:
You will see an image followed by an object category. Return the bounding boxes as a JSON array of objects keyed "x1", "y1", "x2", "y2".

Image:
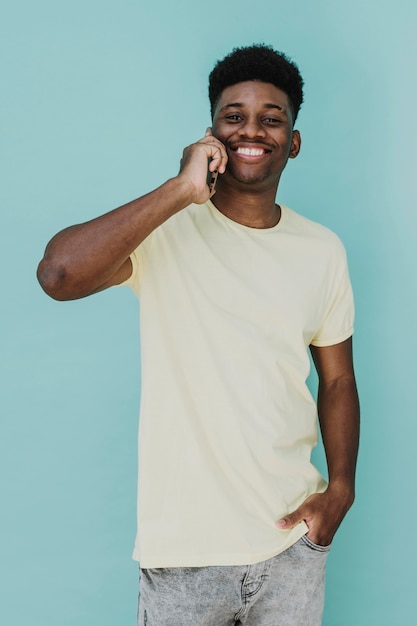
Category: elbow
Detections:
[{"x1": 37, "y1": 257, "x2": 73, "y2": 301}]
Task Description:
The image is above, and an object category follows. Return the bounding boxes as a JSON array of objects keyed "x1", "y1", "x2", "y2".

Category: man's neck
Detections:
[{"x1": 211, "y1": 183, "x2": 281, "y2": 229}]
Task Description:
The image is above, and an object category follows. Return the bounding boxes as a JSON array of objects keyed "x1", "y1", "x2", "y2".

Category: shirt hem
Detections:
[
  {"x1": 132, "y1": 522, "x2": 308, "y2": 568},
  {"x1": 310, "y1": 327, "x2": 353, "y2": 348}
]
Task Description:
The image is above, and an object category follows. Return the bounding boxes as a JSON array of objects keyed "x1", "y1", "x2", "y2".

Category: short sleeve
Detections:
[
  {"x1": 115, "y1": 248, "x2": 139, "y2": 294},
  {"x1": 310, "y1": 252, "x2": 355, "y2": 347}
]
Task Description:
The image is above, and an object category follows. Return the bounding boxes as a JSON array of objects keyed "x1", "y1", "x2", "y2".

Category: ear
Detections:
[{"x1": 289, "y1": 130, "x2": 301, "y2": 159}]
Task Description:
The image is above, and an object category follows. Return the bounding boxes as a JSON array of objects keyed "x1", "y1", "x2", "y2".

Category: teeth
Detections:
[{"x1": 236, "y1": 147, "x2": 265, "y2": 156}]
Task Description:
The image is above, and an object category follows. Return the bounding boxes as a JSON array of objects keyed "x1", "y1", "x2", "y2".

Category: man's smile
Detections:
[
  {"x1": 236, "y1": 146, "x2": 267, "y2": 156},
  {"x1": 229, "y1": 143, "x2": 273, "y2": 162}
]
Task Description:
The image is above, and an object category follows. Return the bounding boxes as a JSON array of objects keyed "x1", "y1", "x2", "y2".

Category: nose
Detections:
[{"x1": 238, "y1": 116, "x2": 266, "y2": 139}]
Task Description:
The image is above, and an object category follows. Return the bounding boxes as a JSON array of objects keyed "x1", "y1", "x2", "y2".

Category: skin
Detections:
[
  {"x1": 277, "y1": 339, "x2": 359, "y2": 545},
  {"x1": 37, "y1": 80, "x2": 359, "y2": 546},
  {"x1": 210, "y1": 81, "x2": 300, "y2": 227}
]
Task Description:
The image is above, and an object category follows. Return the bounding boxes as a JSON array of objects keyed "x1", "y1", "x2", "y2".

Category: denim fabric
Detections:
[{"x1": 138, "y1": 536, "x2": 330, "y2": 625}]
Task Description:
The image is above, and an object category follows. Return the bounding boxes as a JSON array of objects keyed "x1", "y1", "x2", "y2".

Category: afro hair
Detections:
[{"x1": 208, "y1": 44, "x2": 304, "y2": 123}]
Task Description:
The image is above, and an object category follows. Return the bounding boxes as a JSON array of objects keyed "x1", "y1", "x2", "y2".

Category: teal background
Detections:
[{"x1": 1, "y1": 1, "x2": 416, "y2": 624}]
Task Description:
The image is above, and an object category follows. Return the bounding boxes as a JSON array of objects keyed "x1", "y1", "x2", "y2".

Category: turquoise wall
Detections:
[{"x1": 2, "y1": 1, "x2": 416, "y2": 624}]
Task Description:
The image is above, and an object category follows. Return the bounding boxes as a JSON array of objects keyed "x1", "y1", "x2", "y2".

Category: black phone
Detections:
[
  {"x1": 207, "y1": 168, "x2": 218, "y2": 193},
  {"x1": 206, "y1": 157, "x2": 219, "y2": 193}
]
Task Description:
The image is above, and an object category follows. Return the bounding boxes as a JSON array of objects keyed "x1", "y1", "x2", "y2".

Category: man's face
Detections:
[{"x1": 211, "y1": 81, "x2": 300, "y2": 189}]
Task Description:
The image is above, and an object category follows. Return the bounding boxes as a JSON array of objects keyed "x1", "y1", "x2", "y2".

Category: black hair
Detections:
[{"x1": 208, "y1": 44, "x2": 304, "y2": 123}]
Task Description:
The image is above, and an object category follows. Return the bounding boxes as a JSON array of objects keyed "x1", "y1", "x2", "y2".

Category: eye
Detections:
[
  {"x1": 263, "y1": 117, "x2": 282, "y2": 125},
  {"x1": 225, "y1": 114, "x2": 242, "y2": 122}
]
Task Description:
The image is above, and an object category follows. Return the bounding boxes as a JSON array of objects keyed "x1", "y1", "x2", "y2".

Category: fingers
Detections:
[
  {"x1": 177, "y1": 131, "x2": 227, "y2": 204},
  {"x1": 180, "y1": 135, "x2": 227, "y2": 175},
  {"x1": 276, "y1": 507, "x2": 305, "y2": 530},
  {"x1": 275, "y1": 491, "x2": 344, "y2": 546},
  {"x1": 276, "y1": 506, "x2": 331, "y2": 545},
  {"x1": 197, "y1": 134, "x2": 227, "y2": 174}
]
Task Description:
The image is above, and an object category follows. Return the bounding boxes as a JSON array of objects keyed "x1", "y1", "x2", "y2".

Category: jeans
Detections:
[{"x1": 137, "y1": 536, "x2": 330, "y2": 625}]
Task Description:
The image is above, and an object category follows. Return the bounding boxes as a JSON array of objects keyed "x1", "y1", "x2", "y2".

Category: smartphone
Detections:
[
  {"x1": 207, "y1": 168, "x2": 218, "y2": 194},
  {"x1": 207, "y1": 157, "x2": 218, "y2": 193}
]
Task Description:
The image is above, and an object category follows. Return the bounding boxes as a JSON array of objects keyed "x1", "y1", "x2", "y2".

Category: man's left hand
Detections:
[{"x1": 275, "y1": 486, "x2": 354, "y2": 547}]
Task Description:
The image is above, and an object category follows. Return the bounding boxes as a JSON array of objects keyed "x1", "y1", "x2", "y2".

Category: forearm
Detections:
[
  {"x1": 37, "y1": 176, "x2": 193, "y2": 300},
  {"x1": 318, "y1": 373, "x2": 360, "y2": 505},
  {"x1": 276, "y1": 369, "x2": 359, "y2": 543}
]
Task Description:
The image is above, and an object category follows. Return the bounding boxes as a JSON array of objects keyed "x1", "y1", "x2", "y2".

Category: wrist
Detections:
[
  {"x1": 326, "y1": 479, "x2": 355, "y2": 509},
  {"x1": 173, "y1": 172, "x2": 201, "y2": 206},
  {"x1": 170, "y1": 175, "x2": 196, "y2": 204}
]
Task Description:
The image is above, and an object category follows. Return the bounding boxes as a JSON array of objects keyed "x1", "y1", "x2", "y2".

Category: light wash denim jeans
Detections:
[{"x1": 138, "y1": 535, "x2": 330, "y2": 625}]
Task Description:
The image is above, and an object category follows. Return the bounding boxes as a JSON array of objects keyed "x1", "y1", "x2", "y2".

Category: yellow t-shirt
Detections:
[{"x1": 124, "y1": 200, "x2": 354, "y2": 567}]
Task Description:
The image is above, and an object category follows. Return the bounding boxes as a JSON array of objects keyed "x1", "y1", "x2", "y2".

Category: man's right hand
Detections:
[
  {"x1": 37, "y1": 129, "x2": 228, "y2": 301},
  {"x1": 178, "y1": 128, "x2": 228, "y2": 204}
]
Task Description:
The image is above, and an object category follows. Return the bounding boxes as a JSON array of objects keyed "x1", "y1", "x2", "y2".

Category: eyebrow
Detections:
[{"x1": 220, "y1": 102, "x2": 287, "y2": 114}]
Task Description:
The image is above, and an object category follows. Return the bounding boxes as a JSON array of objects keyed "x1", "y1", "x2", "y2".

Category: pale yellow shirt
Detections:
[{"x1": 124, "y1": 201, "x2": 354, "y2": 567}]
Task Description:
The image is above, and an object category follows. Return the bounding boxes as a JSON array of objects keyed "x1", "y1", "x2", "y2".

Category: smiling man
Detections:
[{"x1": 37, "y1": 45, "x2": 359, "y2": 626}]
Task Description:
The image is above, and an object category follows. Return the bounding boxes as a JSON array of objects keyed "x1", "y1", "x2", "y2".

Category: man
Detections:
[{"x1": 38, "y1": 45, "x2": 359, "y2": 625}]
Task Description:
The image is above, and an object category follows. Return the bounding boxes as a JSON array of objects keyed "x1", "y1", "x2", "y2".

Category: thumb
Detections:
[
  {"x1": 205, "y1": 127, "x2": 213, "y2": 137},
  {"x1": 276, "y1": 507, "x2": 305, "y2": 530}
]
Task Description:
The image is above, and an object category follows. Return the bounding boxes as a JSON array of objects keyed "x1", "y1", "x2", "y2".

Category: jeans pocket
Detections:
[{"x1": 301, "y1": 534, "x2": 332, "y2": 553}]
